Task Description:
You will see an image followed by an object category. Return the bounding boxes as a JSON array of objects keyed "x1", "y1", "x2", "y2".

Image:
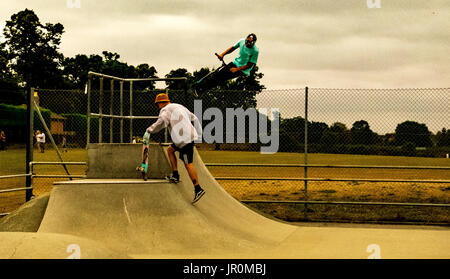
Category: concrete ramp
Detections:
[
  {"x1": 38, "y1": 147, "x2": 297, "y2": 258},
  {"x1": 0, "y1": 232, "x2": 126, "y2": 259},
  {"x1": 2, "y1": 144, "x2": 449, "y2": 258},
  {"x1": 86, "y1": 143, "x2": 171, "y2": 179}
]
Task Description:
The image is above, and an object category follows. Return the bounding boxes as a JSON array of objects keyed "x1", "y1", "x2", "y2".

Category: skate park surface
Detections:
[{"x1": 0, "y1": 144, "x2": 449, "y2": 259}]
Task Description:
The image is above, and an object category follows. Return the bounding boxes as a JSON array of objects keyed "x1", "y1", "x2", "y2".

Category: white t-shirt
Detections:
[
  {"x1": 146, "y1": 103, "x2": 202, "y2": 148},
  {"x1": 37, "y1": 133, "x2": 45, "y2": 143}
]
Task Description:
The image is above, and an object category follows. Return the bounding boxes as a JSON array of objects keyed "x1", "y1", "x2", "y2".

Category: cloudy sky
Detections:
[{"x1": 1, "y1": 0, "x2": 449, "y2": 133}]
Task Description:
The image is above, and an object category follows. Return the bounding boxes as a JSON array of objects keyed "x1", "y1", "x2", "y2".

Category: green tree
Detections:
[
  {"x1": 436, "y1": 128, "x2": 450, "y2": 147},
  {"x1": 62, "y1": 52, "x2": 159, "y2": 90},
  {"x1": 279, "y1": 116, "x2": 305, "y2": 152},
  {"x1": 394, "y1": 121, "x2": 432, "y2": 147},
  {"x1": 309, "y1": 121, "x2": 328, "y2": 144},
  {"x1": 135, "y1": 63, "x2": 158, "y2": 90},
  {"x1": 350, "y1": 120, "x2": 376, "y2": 145},
  {"x1": 321, "y1": 122, "x2": 350, "y2": 145},
  {"x1": 0, "y1": 43, "x2": 23, "y2": 104},
  {"x1": 62, "y1": 54, "x2": 103, "y2": 89},
  {"x1": 165, "y1": 68, "x2": 192, "y2": 90},
  {"x1": 278, "y1": 116, "x2": 328, "y2": 151},
  {"x1": 100, "y1": 51, "x2": 135, "y2": 79},
  {"x1": 2, "y1": 9, "x2": 64, "y2": 89}
]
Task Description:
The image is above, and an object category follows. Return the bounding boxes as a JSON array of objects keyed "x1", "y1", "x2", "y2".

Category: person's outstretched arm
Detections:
[
  {"x1": 218, "y1": 46, "x2": 237, "y2": 60},
  {"x1": 146, "y1": 110, "x2": 169, "y2": 134}
]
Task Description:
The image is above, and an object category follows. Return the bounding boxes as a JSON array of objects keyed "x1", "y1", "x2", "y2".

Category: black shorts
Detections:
[
  {"x1": 220, "y1": 62, "x2": 244, "y2": 80},
  {"x1": 171, "y1": 142, "x2": 194, "y2": 164}
]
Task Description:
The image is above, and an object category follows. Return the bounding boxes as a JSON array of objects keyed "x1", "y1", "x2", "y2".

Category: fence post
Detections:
[
  {"x1": 26, "y1": 87, "x2": 34, "y2": 201},
  {"x1": 110, "y1": 79, "x2": 114, "y2": 143},
  {"x1": 120, "y1": 81, "x2": 124, "y2": 143},
  {"x1": 99, "y1": 77, "x2": 103, "y2": 143},
  {"x1": 304, "y1": 86, "x2": 309, "y2": 214},
  {"x1": 129, "y1": 81, "x2": 133, "y2": 143},
  {"x1": 86, "y1": 77, "x2": 91, "y2": 147}
]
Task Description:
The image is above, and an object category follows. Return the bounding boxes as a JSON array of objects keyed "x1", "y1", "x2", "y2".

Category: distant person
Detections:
[
  {"x1": 34, "y1": 131, "x2": 39, "y2": 152},
  {"x1": 143, "y1": 93, "x2": 206, "y2": 204},
  {"x1": 193, "y1": 33, "x2": 259, "y2": 94},
  {"x1": 0, "y1": 130, "x2": 6, "y2": 151},
  {"x1": 61, "y1": 136, "x2": 67, "y2": 152},
  {"x1": 36, "y1": 130, "x2": 45, "y2": 153}
]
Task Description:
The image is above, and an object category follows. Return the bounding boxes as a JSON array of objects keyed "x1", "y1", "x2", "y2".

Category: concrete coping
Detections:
[{"x1": 54, "y1": 179, "x2": 170, "y2": 185}]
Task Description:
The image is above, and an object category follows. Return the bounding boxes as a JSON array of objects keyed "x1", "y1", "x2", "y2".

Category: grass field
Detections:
[
  {"x1": 1, "y1": 147, "x2": 449, "y2": 223},
  {"x1": 198, "y1": 150, "x2": 450, "y2": 204},
  {"x1": 0, "y1": 148, "x2": 87, "y2": 213}
]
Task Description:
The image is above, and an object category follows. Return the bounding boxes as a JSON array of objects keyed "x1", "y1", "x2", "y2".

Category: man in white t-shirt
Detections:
[
  {"x1": 144, "y1": 93, "x2": 205, "y2": 204},
  {"x1": 36, "y1": 130, "x2": 46, "y2": 153}
]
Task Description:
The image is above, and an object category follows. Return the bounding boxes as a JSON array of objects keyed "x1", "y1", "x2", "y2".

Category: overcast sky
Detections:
[{"x1": 1, "y1": 0, "x2": 449, "y2": 133}]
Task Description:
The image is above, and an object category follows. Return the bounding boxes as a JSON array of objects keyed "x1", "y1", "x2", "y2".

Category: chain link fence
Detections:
[
  {"x1": 1, "y1": 85, "x2": 449, "y2": 223},
  {"x1": 0, "y1": 88, "x2": 28, "y2": 215},
  {"x1": 210, "y1": 88, "x2": 450, "y2": 223}
]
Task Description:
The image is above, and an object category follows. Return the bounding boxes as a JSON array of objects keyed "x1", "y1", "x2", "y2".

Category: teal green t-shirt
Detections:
[{"x1": 233, "y1": 38, "x2": 259, "y2": 76}]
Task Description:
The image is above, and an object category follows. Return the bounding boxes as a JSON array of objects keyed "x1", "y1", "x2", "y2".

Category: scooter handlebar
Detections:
[{"x1": 215, "y1": 53, "x2": 226, "y2": 66}]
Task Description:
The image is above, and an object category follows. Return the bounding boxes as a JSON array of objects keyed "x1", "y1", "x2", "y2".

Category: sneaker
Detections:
[
  {"x1": 192, "y1": 188, "x2": 205, "y2": 204},
  {"x1": 165, "y1": 175, "x2": 180, "y2": 183}
]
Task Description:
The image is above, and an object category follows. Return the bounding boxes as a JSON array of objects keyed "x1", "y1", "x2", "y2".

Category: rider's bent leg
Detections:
[{"x1": 195, "y1": 63, "x2": 237, "y2": 92}]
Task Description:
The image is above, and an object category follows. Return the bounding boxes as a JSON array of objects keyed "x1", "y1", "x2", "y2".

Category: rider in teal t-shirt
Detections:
[
  {"x1": 230, "y1": 36, "x2": 259, "y2": 76},
  {"x1": 193, "y1": 33, "x2": 259, "y2": 94}
]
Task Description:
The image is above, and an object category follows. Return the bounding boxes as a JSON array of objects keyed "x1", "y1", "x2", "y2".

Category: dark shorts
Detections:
[
  {"x1": 221, "y1": 62, "x2": 245, "y2": 80},
  {"x1": 171, "y1": 142, "x2": 194, "y2": 164},
  {"x1": 194, "y1": 62, "x2": 244, "y2": 92}
]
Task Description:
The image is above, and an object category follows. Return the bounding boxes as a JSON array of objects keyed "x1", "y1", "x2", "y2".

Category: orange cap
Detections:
[{"x1": 154, "y1": 93, "x2": 170, "y2": 104}]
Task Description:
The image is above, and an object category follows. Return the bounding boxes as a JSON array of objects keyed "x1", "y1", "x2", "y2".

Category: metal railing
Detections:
[
  {"x1": 0, "y1": 162, "x2": 87, "y2": 216},
  {"x1": 205, "y1": 163, "x2": 450, "y2": 170},
  {"x1": 238, "y1": 200, "x2": 450, "y2": 208},
  {"x1": 0, "y1": 174, "x2": 32, "y2": 180},
  {"x1": 0, "y1": 174, "x2": 32, "y2": 194},
  {"x1": 30, "y1": 161, "x2": 87, "y2": 181},
  {"x1": 207, "y1": 162, "x2": 450, "y2": 208},
  {"x1": 0, "y1": 173, "x2": 33, "y2": 217},
  {"x1": 86, "y1": 71, "x2": 187, "y2": 144},
  {"x1": 3, "y1": 84, "x2": 448, "y2": 223}
]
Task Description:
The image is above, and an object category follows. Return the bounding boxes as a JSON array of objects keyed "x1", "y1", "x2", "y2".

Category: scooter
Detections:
[{"x1": 192, "y1": 53, "x2": 228, "y2": 96}]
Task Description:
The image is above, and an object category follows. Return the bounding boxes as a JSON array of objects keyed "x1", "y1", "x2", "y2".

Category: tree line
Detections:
[
  {"x1": 1, "y1": 9, "x2": 449, "y2": 154},
  {"x1": 0, "y1": 9, "x2": 264, "y2": 105},
  {"x1": 278, "y1": 117, "x2": 450, "y2": 156}
]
